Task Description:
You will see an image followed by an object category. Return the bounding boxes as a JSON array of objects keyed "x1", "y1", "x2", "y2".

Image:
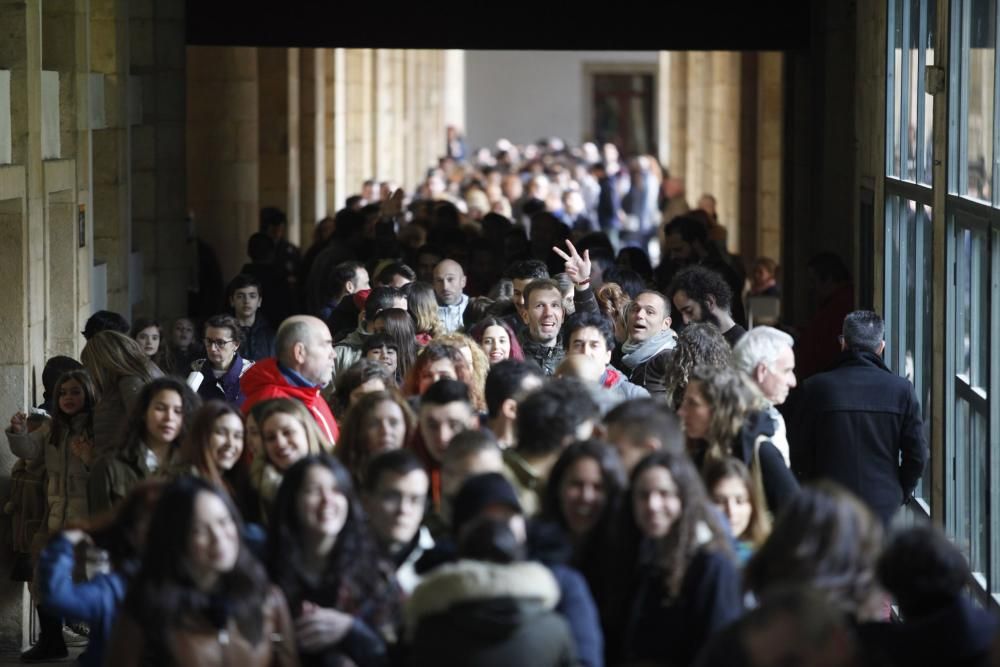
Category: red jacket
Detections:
[{"x1": 240, "y1": 358, "x2": 340, "y2": 444}]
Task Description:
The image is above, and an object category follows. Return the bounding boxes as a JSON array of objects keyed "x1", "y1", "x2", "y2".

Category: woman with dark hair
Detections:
[
  {"x1": 335, "y1": 390, "x2": 416, "y2": 487},
  {"x1": 267, "y1": 455, "x2": 400, "y2": 666},
  {"x1": 607, "y1": 450, "x2": 741, "y2": 666},
  {"x1": 105, "y1": 476, "x2": 297, "y2": 666},
  {"x1": 661, "y1": 322, "x2": 732, "y2": 410},
  {"x1": 363, "y1": 333, "x2": 402, "y2": 386},
  {"x1": 468, "y1": 316, "x2": 525, "y2": 364},
  {"x1": 81, "y1": 330, "x2": 164, "y2": 456},
  {"x1": 187, "y1": 313, "x2": 255, "y2": 408},
  {"x1": 175, "y1": 401, "x2": 260, "y2": 524},
  {"x1": 743, "y1": 481, "x2": 884, "y2": 620},
  {"x1": 87, "y1": 376, "x2": 201, "y2": 516},
  {"x1": 678, "y1": 365, "x2": 799, "y2": 516},
  {"x1": 370, "y1": 308, "x2": 418, "y2": 382},
  {"x1": 130, "y1": 317, "x2": 175, "y2": 375},
  {"x1": 332, "y1": 360, "x2": 393, "y2": 418},
  {"x1": 36, "y1": 480, "x2": 164, "y2": 667}
]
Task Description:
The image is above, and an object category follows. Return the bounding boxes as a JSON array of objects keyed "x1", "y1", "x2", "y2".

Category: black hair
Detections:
[
  {"x1": 604, "y1": 399, "x2": 684, "y2": 454},
  {"x1": 363, "y1": 448, "x2": 426, "y2": 495},
  {"x1": 563, "y1": 311, "x2": 615, "y2": 353},
  {"x1": 602, "y1": 266, "x2": 646, "y2": 299},
  {"x1": 668, "y1": 265, "x2": 733, "y2": 310},
  {"x1": 225, "y1": 273, "x2": 264, "y2": 301},
  {"x1": 484, "y1": 359, "x2": 545, "y2": 419},
  {"x1": 364, "y1": 286, "x2": 403, "y2": 323},
  {"x1": 515, "y1": 378, "x2": 599, "y2": 456},
  {"x1": 82, "y1": 310, "x2": 129, "y2": 340},
  {"x1": 421, "y1": 378, "x2": 471, "y2": 408},
  {"x1": 246, "y1": 232, "x2": 275, "y2": 263}
]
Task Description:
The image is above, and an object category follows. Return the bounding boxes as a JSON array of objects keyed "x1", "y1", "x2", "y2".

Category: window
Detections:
[{"x1": 885, "y1": 0, "x2": 936, "y2": 510}]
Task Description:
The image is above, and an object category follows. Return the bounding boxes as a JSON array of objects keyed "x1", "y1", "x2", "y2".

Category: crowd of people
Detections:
[{"x1": 2, "y1": 136, "x2": 988, "y2": 667}]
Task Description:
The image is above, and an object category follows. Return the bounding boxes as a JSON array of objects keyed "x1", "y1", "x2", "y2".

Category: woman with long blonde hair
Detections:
[
  {"x1": 406, "y1": 281, "x2": 446, "y2": 344},
  {"x1": 81, "y1": 330, "x2": 163, "y2": 456},
  {"x1": 249, "y1": 398, "x2": 333, "y2": 519}
]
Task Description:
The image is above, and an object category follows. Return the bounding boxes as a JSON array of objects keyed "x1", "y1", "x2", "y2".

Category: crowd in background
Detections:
[{"x1": 2, "y1": 132, "x2": 985, "y2": 667}]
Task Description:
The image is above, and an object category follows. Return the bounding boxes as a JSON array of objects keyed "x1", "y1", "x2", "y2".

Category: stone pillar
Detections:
[
  {"x1": 667, "y1": 52, "x2": 688, "y2": 176},
  {"x1": 344, "y1": 48, "x2": 373, "y2": 199},
  {"x1": 685, "y1": 52, "x2": 710, "y2": 206},
  {"x1": 757, "y1": 52, "x2": 783, "y2": 264},
  {"x1": 709, "y1": 52, "x2": 741, "y2": 253},
  {"x1": 324, "y1": 48, "x2": 346, "y2": 212},
  {"x1": 0, "y1": 0, "x2": 39, "y2": 647},
  {"x1": 258, "y1": 48, "x2": 300, "y2": 245},
  {"x1": 403, "y1": 50, "x2": 419, "y2": 191},
  {"x1": 299, "y1": 48, "x2": 325, "y2": 234},
  {"x1": 129, "y1": 0, "x2": 187, "y2": 319},
  {"x1": 90, "y1": 0, "x2": 131, "y2": 315},
  {"x1": 442, "y1": 49, "x2": 465, "y2": 141},
  {"x1": 186, "y1": 46, "x2": 259, "y2": 284},
  {"x1": 391, "y1": 49, "x2": 406, "y2": 186},
  {"x1": 373, "y1": 49, "x2": 393, "y2": 183}
]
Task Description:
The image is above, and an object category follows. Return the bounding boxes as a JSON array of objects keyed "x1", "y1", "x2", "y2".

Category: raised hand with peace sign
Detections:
[{"x1": 551, "y1": 240, "x2": 592, "y2": 289}]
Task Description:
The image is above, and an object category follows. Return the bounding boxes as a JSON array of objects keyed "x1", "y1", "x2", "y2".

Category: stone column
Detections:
[
  {"x1": 258, "y1": 48, "x2": 300, "y2": 245},
  {"x1": 667, "y1": 52, "x2": 688, "y2": 176},
  {"x1": 344, "y1": 48, "x2": 373, "y2": 199},
  {"x1": 324, "y1": 48, "x2": 346, "y2": 212},
  {"x1": 129, "y1": 0, "x2": 187, "y2": 318},
  {"x1": 186, "y1": 46, "x2": 259, "y2": 284},
  {"x1": 757, "y1": 52, "x2": 783, "y2": 264},
  {"x1": 0, "y1": 0, "x2": 40, "y2": 648},
  {"x1": 90, "y1": 0, "x2": 131, "y2": 315},
  {"x1": 685, "y1": 52, "x2": 710, "y2": 206},
  {"x1": 709, "y1": 51, "x2": 741, "y2": 253},
  {"x1": 299, "y1": 48, "x2": 325, "y2": 233}
]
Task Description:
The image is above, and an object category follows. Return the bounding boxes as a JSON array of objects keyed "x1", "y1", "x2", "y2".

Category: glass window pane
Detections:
[
  {"x1": 971, "y1": 407, "x2": 988, "y2": 576},
  {"x1": 959, "y1": 228, "x2": 973, "y2": 379},
  {"x1": 965, "y1": 0, "x2": 996, "y2": 201},
  {"x1": 912, "y1": 203, "x2": 933, "y2": 501},
  {"x1": 955, "y1": 399, "x2": 971, "y2": 556},
  {"x1": 971, "y1": 228, "x2": 989, "y2": 388},
  {"x1": 919, "y1": 0, "x2": 936, "y2": 185},
  {"x1": 905, "y1": 0, "x2": 920, "y2": 180},
  {"x1": 891, "y1": 0, "x2": 904, "y2": 176}
]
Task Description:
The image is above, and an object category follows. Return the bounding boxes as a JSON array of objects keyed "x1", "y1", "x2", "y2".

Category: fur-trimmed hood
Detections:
[{"x1": 404, "y1": 559, "x2": 560, "y2": 639}]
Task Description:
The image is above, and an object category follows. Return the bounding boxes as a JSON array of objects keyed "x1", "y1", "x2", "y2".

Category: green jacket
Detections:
[{"x1": 87, "y1": 442, "x2": 174, "y2": 516}]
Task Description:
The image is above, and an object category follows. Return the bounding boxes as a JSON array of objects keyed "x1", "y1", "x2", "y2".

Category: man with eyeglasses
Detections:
[
  {"x1": 186, "y1": 314, "x2": 255, "y2": 408},
  {"x1": 226, "y1": 273, "x2": 276, "y2": 361}
]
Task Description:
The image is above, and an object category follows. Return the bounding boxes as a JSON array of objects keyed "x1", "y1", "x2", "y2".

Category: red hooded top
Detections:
[{"x1": 240, "y1": 357, "x2": 340, "y2": 444}]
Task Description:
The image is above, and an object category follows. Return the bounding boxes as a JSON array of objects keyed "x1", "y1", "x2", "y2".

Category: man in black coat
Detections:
[{"x1": 790, "y1": 310, "x2": 927, "y2": 525}]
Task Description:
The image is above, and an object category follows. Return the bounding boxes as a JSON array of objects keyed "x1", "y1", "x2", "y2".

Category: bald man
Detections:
[
  {"x1": 433, "y1": 258, "x2": 470, "y2": 333},
  {"x1": 239, "y1": 315, "x2": 340, "y2": 443}
]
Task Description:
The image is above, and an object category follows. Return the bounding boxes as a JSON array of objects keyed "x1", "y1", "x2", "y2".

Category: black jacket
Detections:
[
  {"x1": 731, "y1": 411, "x2": 799, "y2": 515},
  {"x1": 620, "y1": 347, "x2": 673, "y2": 396},
  {"x1": 619, "y1": 546, "x2": 742, "y2": 666},
  {"x1": 239, "y1": 316, "x2": 277, "y2": 362},
  {"x1": 790, "y1": 349, "x2": 928, "y2": 525}
]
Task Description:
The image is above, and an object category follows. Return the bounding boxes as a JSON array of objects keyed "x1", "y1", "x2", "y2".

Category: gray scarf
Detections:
[{"x1": 621, "y1": 329, "x2": 677, "y2": 369}]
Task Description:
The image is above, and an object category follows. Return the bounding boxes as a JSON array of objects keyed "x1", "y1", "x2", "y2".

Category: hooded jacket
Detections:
[
  {"x1": 239, "y1": 357, "x2": 339, "y2": 444},
  {"x1": 405, "y1": 559, "x2": 575, "y2": 667}
]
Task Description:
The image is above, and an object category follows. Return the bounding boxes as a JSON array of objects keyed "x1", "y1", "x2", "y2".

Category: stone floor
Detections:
[{"x1": 0, "y1": 629, "x2": 87, "y2": 665}]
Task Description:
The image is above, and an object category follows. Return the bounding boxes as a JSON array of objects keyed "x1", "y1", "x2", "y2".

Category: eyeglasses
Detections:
[{"x1": 204, "y1": 338, "x2": 234, "y2": 349}]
